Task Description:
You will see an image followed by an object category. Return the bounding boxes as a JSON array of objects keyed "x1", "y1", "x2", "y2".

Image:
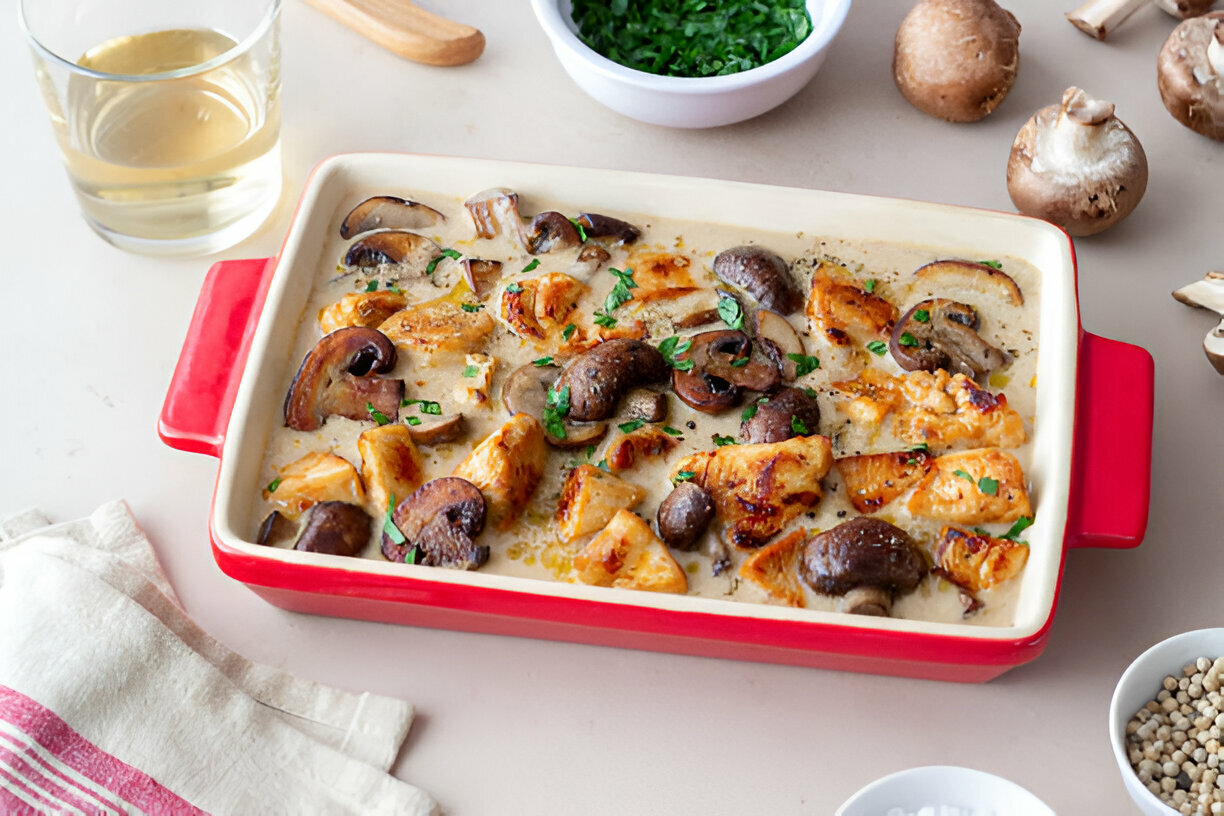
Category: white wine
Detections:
[{"x1": 48, "y1": 27, "x2": 281, "y2": 253}]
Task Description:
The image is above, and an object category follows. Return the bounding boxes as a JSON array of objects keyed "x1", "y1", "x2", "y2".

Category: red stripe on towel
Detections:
[
  {"x1": 0, "y1": 737, "x2": 102, "y2": 813},
  {"x1": 0, "y1": 685, "x2": 207, "y2": 815}
]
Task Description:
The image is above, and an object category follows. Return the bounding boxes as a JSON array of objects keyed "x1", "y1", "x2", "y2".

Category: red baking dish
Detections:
[{"x1": 160, "y1": 153, "x2": 1154, "y2": 682}]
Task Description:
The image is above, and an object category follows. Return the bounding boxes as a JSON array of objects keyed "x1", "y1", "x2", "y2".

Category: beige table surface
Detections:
[{"x1": 2, "y1": 1, "x2": 1221, "y2": 813}]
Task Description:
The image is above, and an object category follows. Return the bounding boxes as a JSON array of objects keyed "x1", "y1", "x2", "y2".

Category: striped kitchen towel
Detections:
[{"x1": 0, "y1": 501, "x2": 437, "y2": 816}]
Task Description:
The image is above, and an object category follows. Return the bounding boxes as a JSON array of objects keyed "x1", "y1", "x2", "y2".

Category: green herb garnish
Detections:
[
  {"x1": 790, "y1": 415, "x2": 809, "y2": 435},
  {"x1": 521, "y1": 258, "x2": 540, "y2": 274},
  {"x1": 405, "y1": 416, "x2": 422, "y2": 426},
  {"x1": 977, "y1": 476, "x2": 1000, "y2": 495},
  {"x1": 562, "y1": 323, "x2": 577, "y2": 341},
  {"x1": 953, "y1": 469, "x2": 975, "y2": 484},
  {"x1": 543, "y1": 384, "x2": 571, "y2": 439},
  {"x1": 730, "y1": 356, "x2": 750, "y2": 367},
  {"x1": 864, "y1": 278, "x2": 878, "y2": 293},
  {"x1": 266, "y1": 477, "x2": 282, "y2": 493},
  {"x1": 658, "y1": 335, "x2": 694, "y2": 371},
  {"x1": 366, "y1": 402, "x2": 391, "y2": 425},
  {"x1": 603, "y1": 267, "x2": 637, "y2": 314},
  {"x1": 741, "y1": 403, "x2": 760, "y2": 422},
  {"x1": 505, "y1": 282, "x2": 523, "y2": 294},
  {"x1": 403, "y1": 399, "x2": 442, "y2": 415},
  {"x1": 533, "y1": 356, "x2": 554, "y2": 367},
  {"x1": 672, "y1": 470, "x2": 696, "y2": 484},
  {"x1": 569, "y1": 217, "x2": 588, "y2": 242},
  {"x1": 618, "y1": 419, "x2": 645, "y2": 434},
  {"x1": 712, "y1": 433, "x2": 736, "y2": 447},
  {"x1": 461, "y1": 302, "x2": 483, "y2": 313},
  {"x1": 462, "y1": 365, "x2": 479, "y2": 378},
  {"x1": 866, "y1": 340, "x2": 887, "y2": 356},
  {"x1": 364, "y1": 280, "x2": 379, "y2": 292},
  {"x1": 979, "y1": 259, "x2": 1003, "y2": 269},
  {"x1": 787, "y1": 352, "x2": 820, "y2": 377},
  {"x1": 383, "y1": 494, "x2": 405, "y2": 545},
  {"x1": 592, "y1": 310, "x2": 617, "y2": 328},
  {"x1": 717, "y1": 296, "x2": 744, "y2": 330},
  {"x1": 898, "y1": 332, "x2": 919, "y2": 347},
  {"x1": 913, "y1": 309, "x2": 930, "y2": 323},
  {"x1": 662, "y1": 426, "x2": 683, "y2": 437},
  {"x1": 1001, "y1": 515, "x2": 1034, "y2": 542},
  {"x1": 425, "y1": 247, "x2": 461, "y2": 276}
]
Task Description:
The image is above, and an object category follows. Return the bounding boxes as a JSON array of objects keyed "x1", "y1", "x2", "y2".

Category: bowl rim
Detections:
[
  {"x1": 1108, "y1": 627, "x2": 1224, "y2": 815},
  {"x1": 834, "y1": 764, "x2": 1056, "y2": 815},
  {"x1": 530, "y1": 0, "x2": 854, "y2": 94}
]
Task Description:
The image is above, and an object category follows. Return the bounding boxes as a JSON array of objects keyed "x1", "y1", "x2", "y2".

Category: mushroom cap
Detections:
[
  {"x1": 382, "y1": 477, "x2": 488, "y2": 569},
  {"x1": 1006, "y1": 87, "x2": 1148, "y2": 236},
  {"x1": 556, "y1": 338, "x2": 670, "y2": 421},
  {"x1": 283, "y1": 327, "x2": 404, "y2": 432},
  {"x1": 712, "y1": 245, "x2": 803, "y2": 315},
  {"x1": 1157, "y1": 13, "x2": 1224, "y2": 141},
  {"x1": 670, "y1": 330, "x2": 781, "y2": 414},
  {"x1": 339, "y1": 196, "x2": 445, "y2": 239},
  {"x1": 739, "y1": 387, "x2": 822, "y2": 444},
  {"x1": 892, "y1": 0, "x2": 1021, "y2": 123},
  {"x1": 656, "y1": 482, "x2": 715, "y2": 551},
  {"x1": 799, "y1": 517, "x2": 927, "y2": 597}
]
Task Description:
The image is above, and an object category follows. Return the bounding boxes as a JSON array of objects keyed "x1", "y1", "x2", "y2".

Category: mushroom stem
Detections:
[
  {"x1": 842, "y1": 586, "x2": 893, "y2": 616},
  {"x1": 1208, "y1": 22, "x2": 1224, "y2": 78},
  {"x1": 1155, "y1": 0, "x2": 1220, "y2": 19},
  {"x1": 1030, "y1": 88, "x2": 1123, "y2": 176},
  {"x1": 1066, "y1": 0, "x2": 1149, "y2": 39},
  {"x1": 1172, "y1": 271, "x2": 1224, "y2": 374}
]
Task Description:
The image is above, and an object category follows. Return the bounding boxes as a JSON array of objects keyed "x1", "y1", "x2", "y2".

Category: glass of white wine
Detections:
[{"x1": 19, "y1": 0, "x2": 283, "y2": 256}]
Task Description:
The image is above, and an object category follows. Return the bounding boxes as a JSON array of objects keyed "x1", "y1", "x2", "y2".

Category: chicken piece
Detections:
[
  {"x1": 805, "y1": 260, "x2": 899, "y2": 345},
  {"x1": 357, "y1": 424, "x2": 426, "y2": 519},
  {"x1": 263, "y1": 451, "x2": 365, "y2": 521},
  {"x1": 738, "y1": 529, "x2": 807, "y2": 607},
  {"x1": 318, "y1": 290, "x2": 408, "y2": 334},
  {"x1": 452, "y1": 413, "x2": 548, "y2": 531},
  {"x1": 934, "y1": 524, "x2": 1030, "y2": 593},
  {"x1": 596, "y1": 319, "x2": 648, "y2": 343},
  {"x1": 556, "y1": 464, "x2": 648, "y2": 543},
  {"x1": 454, "y1": 353, "x2": 495, "y2": 407},
  {"x1": 833, "y1": 369, "x2": 1026, "y2": 451},
  {"x1": 619, "y1": 251, "x2": 722, "y2": 331},
  {"x1": 605, "y1": 425, "x2": 679, "y2": 474},
  {"x1": 378, "y1": 296, "x2": 495, "y2": 357},
  {"x1": 623, "y1": 250, "x2": 701, "y2": 293},
  {"x1": 907, "y1": 448, "x2": 1032, "y2": 525},
  {"x1": 499, "y1": 272, "x2": 590, "y2": 347},
  {"x1": 672, "y1": 434, "x2": 834, "y2": 549},
  {"x1": 835, "y1": 448, "x2": 935, "y2": 514},
  {"x1": 572, "y1": 509, "x2": 687, "y2": 594}
]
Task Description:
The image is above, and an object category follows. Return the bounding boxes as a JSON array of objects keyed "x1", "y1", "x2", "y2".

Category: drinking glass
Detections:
[{"x1": 19, "y1": 0, "x2": 283, "y2": 256}]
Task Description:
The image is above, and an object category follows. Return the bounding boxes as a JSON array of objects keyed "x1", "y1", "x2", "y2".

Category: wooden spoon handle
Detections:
[{"x1": 301, "y1": 0, "x2": 485, "y2": 66}]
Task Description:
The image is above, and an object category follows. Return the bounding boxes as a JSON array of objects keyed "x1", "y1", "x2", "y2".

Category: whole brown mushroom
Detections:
[
  {"x1": 892, "y1": 0, "x2": 1021, "y2": 123},
  {"x1": 1006, "y1": 87, "x2": 1148, "y2": 236},
  {"x1": 1158, "y1": 12, "x2": 1224, "y2": 140}
]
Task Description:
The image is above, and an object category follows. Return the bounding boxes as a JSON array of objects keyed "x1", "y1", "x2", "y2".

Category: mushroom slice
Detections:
[
  {"x1": 1006, "y1": 86, "x2": 1148, "y2": 237},
  {"x1": 358, "y1": 424, "x2": 426, "y2": 520},
  {"x1": 574, "y1": 212, "x2": 641, "y2": 245},
  {"x1": 256, "y1": 510, "x2": 296, "y2": 547},
  {"x1": 573, "y1": 509, "x2": 687, "y2": 594},
  {"x1": 1157, "y1": 13, "x2": 1224, "y2": 141},
  {"x1": 464, "y1": 187, "x2": 525, "y2": 243},
  {"x1": 555, "y1": 339, "x2": 670, "y2": 422},
  {"x1": 569, "y1": 245, "x2": 612, "y2": 279},
  {"x1": 798, "y1": 517, "x2": 928, "y2": 617},
  {"x1": 892, "y1": 0, "x2": 1021, "y2": 123},
  {"x1": 934, "y1": 524, "x2": 1030, "y2": 592},
  {"x1": 263, "y1": 451, "x2": 366, "y2": 521},
  {"x1": 318, "y1": 290, "x2": 409, "y2": 334},
  {"x1": 294, "y1": 501, "x2": 372, "y2": 558},
  {"x1": 525, "y1": 211, "x2": 582, "y2": 254},
  {"x1": 339, "y1": 196, "x2": 445, "y2": 239},
  {"x1": 406, "y1": 414, "x2": 468, "y2": 446},
  {"x1": 452, "y1": 414, "x2": 548, "y2": 530},
  {"x1": 671, "y1": 330, "x2": 780, "y2": 414},
  {"x1": 656, "y1": 481, "x2": 716, "y2": 551},
  {"x1": 378, "y1": 297, "x2": 496, "y2": 357},
  {"x1": 890, "y1": 298, "x2": 1006, "y2": 377},
  {"x1": 739, "y1": 387, "x2": 821, "y2": 444},
  {"x1": 460, "y1": 259, "x2": 504, "y2": 299},
  {"x1": 712, "y1": 245, "x2": 804, "y2": 315},
  {"x1": 835, "y1": 448, "x2": 936, "y2": 514},
  {"x1": 913, "y1": 260, "x2": 1024, "y2": 307},
  {"x1": 382, "y1": 477, "x2": 488, "y2": 570},
  {"x1": 502, "y1": 362, "x2": 607, "y2": 448},
  {"x1": 1172, "y1": 270, "x2": 1224, "y2": 374},
  {"x1": 754, "y1": 308, "x2": 806, "y2": 381},
  {"x1": 556, "y1": 464, "x2": 648, "y2": 543},
  {"x1": 906, "y1": 447, "x2": 1032, "y2": 525},
  {"x1": 343, "y1": 231, "x2": 442, "y2": 272},
  {"x1": 1067, "y1": 0, "x2": 1216, "y2": 41},
  {"x1": 738, "y1": 529, "x2": 807, "y2": 607},
  {"x1": 284, "y1": 327, "x2": 404, "y2": 432}
]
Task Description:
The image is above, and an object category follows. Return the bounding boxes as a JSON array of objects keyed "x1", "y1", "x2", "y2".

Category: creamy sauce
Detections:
[{"x1": 256, "y1": 188, "x2": 1042, "y2": 627}]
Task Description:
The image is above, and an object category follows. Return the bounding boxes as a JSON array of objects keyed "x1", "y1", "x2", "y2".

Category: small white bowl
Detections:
[
  {"x1": 530, "y1": 0, "x2": 853, "y2": 128},
  {"x1": 1109, "y1": 628, "x2": 1224, "y2": 816},
  {"x1": 836, "y1": 765, "x2": 1055, "y2": 815}
]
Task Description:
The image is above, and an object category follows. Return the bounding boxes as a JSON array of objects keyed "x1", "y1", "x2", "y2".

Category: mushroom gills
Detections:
[
  {"x1": 503, "y1": 362, "x2": 609, "y2": 447},
  {"x1": 382, "y1": 477, "x2": 488, "y2": 569},
  {"x1": 889, "y1": 298, "x2": 1006, "y2": 378},
  {"x1": 671, "y1": 330, "x2": 781, "y2": 413},
  {"x1": 339, "y1": 196, "x2": 445, "y2": 239},
  {"x1": 343, "y1": 230, "x2": 442, "y2": 272},
  {"x1": 284, "y1": 327, "x2": 404, "y2": 432}
]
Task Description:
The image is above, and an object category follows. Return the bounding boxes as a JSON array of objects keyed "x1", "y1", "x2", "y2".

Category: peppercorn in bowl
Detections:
[
  {"x1": 1110, "y1": 628, "x2": 1224, "y2": 816},
  {"x1": 530, "y1": 0, "x2": 853, "y2": 128}
]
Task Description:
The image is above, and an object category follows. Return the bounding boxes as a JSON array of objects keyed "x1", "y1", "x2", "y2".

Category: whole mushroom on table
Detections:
[{"x1": 1158, "y1": 11, "x2": 1224, "y2": 140}]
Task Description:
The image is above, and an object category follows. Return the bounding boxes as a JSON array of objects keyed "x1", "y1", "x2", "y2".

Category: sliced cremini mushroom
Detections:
[
  {"x1": 460, "y1": 259, "x2": 503, "y2": 299},
  {"x1": 464, "y1": 188, "x2": 524, "y2": 242},
  {"x1": 913, "y1": 259, "x2": 1024, "y2": 306},
  {"x1": 1006, "y1": 86, "x2": 1148, "y2": 236},
  {"x1": 294, "y1": 501, "x2": 372, "y2": 558},
  {"x1": 381, "y1": 477, "x2": 488, "y2": 569},
  {"x1": 892, "y1": 0, "x2": 1021, "y2": 122},
  {"x1": 656, "y1": 481, "x2": 715, "y2": 551},
  {"x1": 671, "y1": 330, "x2": 781, "y2": 413},
  {"x1": 1157, "y1": 12, "x2": 1224, "y2": 141},
  {"x1": 343, "y1": 230, "x2": 442, "y2": 271},
  {"x1": 502, "y1": 362, "x2": 608, "y2": 447},
  {"x1": 284, "y1": 327, "x2": 404, "y2": 432},
  {"x1": 712, "y1": 245, "x2": 803, "y2": 315},
  {"x1": 525, "y1": 211, "x2": 582, "y2": 254},
  {"x1": 339, "y1": 196, "x2": 445, "y2": 239},
  {"x1": 406, "y1": 413, "x2": 468, "y2": 446},
  {"x1": 798, "y1": 517, "x2": 928, "y2": 617},
  {"x1": 889, "y1": 298, "x2": 1006, "y2": 378},
  {"x1": 1172, "y1": 269, "x2": 1224, "y2": 373},
  {"x1": 555, "y1": 339, "x2": 670, "y2": 422},
  {"x1": 569, "y1": 244, "x2": 612, "y2": 279},
  {"x1": 573, "y1": 213, "x2": 641, "y2": 245},
  {"x1": 739, "y1": 387, "x2": 821, "y2": 444},
  {"x1": 754, "y1": 308, "x2": 806, "y2": 381},
  {"x1": 256, "y1": 510, "x2": 296, "y2": 547}
]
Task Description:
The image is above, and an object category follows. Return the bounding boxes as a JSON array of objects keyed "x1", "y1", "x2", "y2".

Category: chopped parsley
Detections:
[
  {"x1": 402, "y1": 399, "x2": 442, "y2": 415},
  {"x1": 461, "y1": 302, "x2": 483, "y2": 313},
  {"x1": 603, "y1": 267, "x2": 637, "y2": 314},
  {"x1": 913, "y1": 309, "x2": 930, "y2": 323},
  {"x1": 712, "y1": 433, "x2": 736, "y2": 447},
  {"x1": 425, "y1": 247, "x2": 461, "y2": 276},
  {"x1": 864, "y1": 278, "x2": 878, "y2": 293},
  {"x1": 866, "y1": 340, "x2": 888, "y2": 356},
  {"x1": 717, "y1": 296, "x2": 744, "y2": 330},
  {"x1": 543, "y1": 384, "x2": 571, "y2": 439},
  {"x1": 562, "y1": 323, "x2": 577, "y2": 341},
  {"x1": 730, "y1": 356, "x2": 750, "y2": 367},
  {"x1": 672, "y1": 470, "x2": 696, "y2": 484},
  {"x1": 898, "y1": 332, "x2": 919, "y2": 347},
  {"x1": 385, "y1": 282, "x2": 401, "y2": 294},
  {"x1": 522, "y1": 258, "x2": 541, "y2": 274},
  {"x1": 662, "y1": 426, "x2": 683, "y2": 437},
  {"x1": 266, "y1": 477, "x2": 282, "y2": 493},
  {"x1": 786, "y1": 352, "x2": 820, "y2": 377},
  {"x1": 533, "y1": 356, "x2": 554, "y2": 367},
  {"x1": 383, "y1": 495, "x2": 406, "y2": 545},
  {"x1": 978, "y1": 259, "x2": 1003, "y2": 269},
  {"x1": 910, "y1": 442, "x2": 930, "y2": 452},
  {"x1": 658, "y1": 335, "x2": 694, "y2": 371},
  {"x1": 1001, "y1": 515, "x2": 1034, "y2": 541},
  {"x1": 366, "y1": 402, "x2": 391, "y2": 425},
  {"x1": 592, "y1": 309, "x2": 617, "y2": 328},
  {"x1": 505, "y1": 282, "x2": 523, "y2": 294},
  {"x1": 953, "y1": 468, "x2": 975, "y2": 484},
  {"x1": 365, "y1": 280, "x2": 379, "y2": 292},
  {"x1": 790, "y1": 415, "x2": 809, "y2": 435},
  {"x1": 405, "y1": 416, "x2": 422, "y2": 426},
  {"x1": 584, "y1": 444, "x2": 596, "y2": 460},
  {"x1": 596, "y1": 459, "x2": 610, "y2": 472},
  {"x1": 462, "y1": 365, "x2": 479, "y2": 378},
  {"x1": 977, "y1": 476, "x2": 1000, "y2": 495},
  {"x1": 618, "y1": 419, "x2": 645, "y2": 434},
  {"x1": 569, "y1": 217, "x2": 588, "y2": 242},
  {"x1": 741, "y1": 402, "x2": 759, "y2": 422}
]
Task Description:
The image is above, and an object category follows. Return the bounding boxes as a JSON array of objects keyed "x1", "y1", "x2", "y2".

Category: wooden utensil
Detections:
[{"x1": 301, "y1": 0, "x2": 485, "y2": 66}]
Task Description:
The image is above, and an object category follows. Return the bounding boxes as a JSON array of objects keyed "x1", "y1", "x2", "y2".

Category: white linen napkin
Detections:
[{"x1": 0, "y1": 501, "x2": 437, "y2": 816}]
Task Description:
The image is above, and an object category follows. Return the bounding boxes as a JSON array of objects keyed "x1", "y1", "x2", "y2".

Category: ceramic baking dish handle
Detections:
[
  {"x1": 1065, "y1": 331, "x2": 1154, "y2": 549},
  {"x1": 158, "y1": 258, "x2": 276, "y2": 458}
]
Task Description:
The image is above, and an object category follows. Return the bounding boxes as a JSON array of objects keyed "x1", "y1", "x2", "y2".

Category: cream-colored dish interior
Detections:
[{"x1": 213, "y1": 152, "x2": 1077, "y2": 642}]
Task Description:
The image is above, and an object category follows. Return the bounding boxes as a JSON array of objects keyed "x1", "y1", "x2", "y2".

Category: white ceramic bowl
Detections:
[
  {"x1": 836, "y1": 765, "x2": 1055, "y2": 816},
  {"x1": 530, "y1": 0, "x2": 853, "y2": 128},
  {"x1": 1109, "y1": 628, "x2": 1224, "y2": 816}
]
